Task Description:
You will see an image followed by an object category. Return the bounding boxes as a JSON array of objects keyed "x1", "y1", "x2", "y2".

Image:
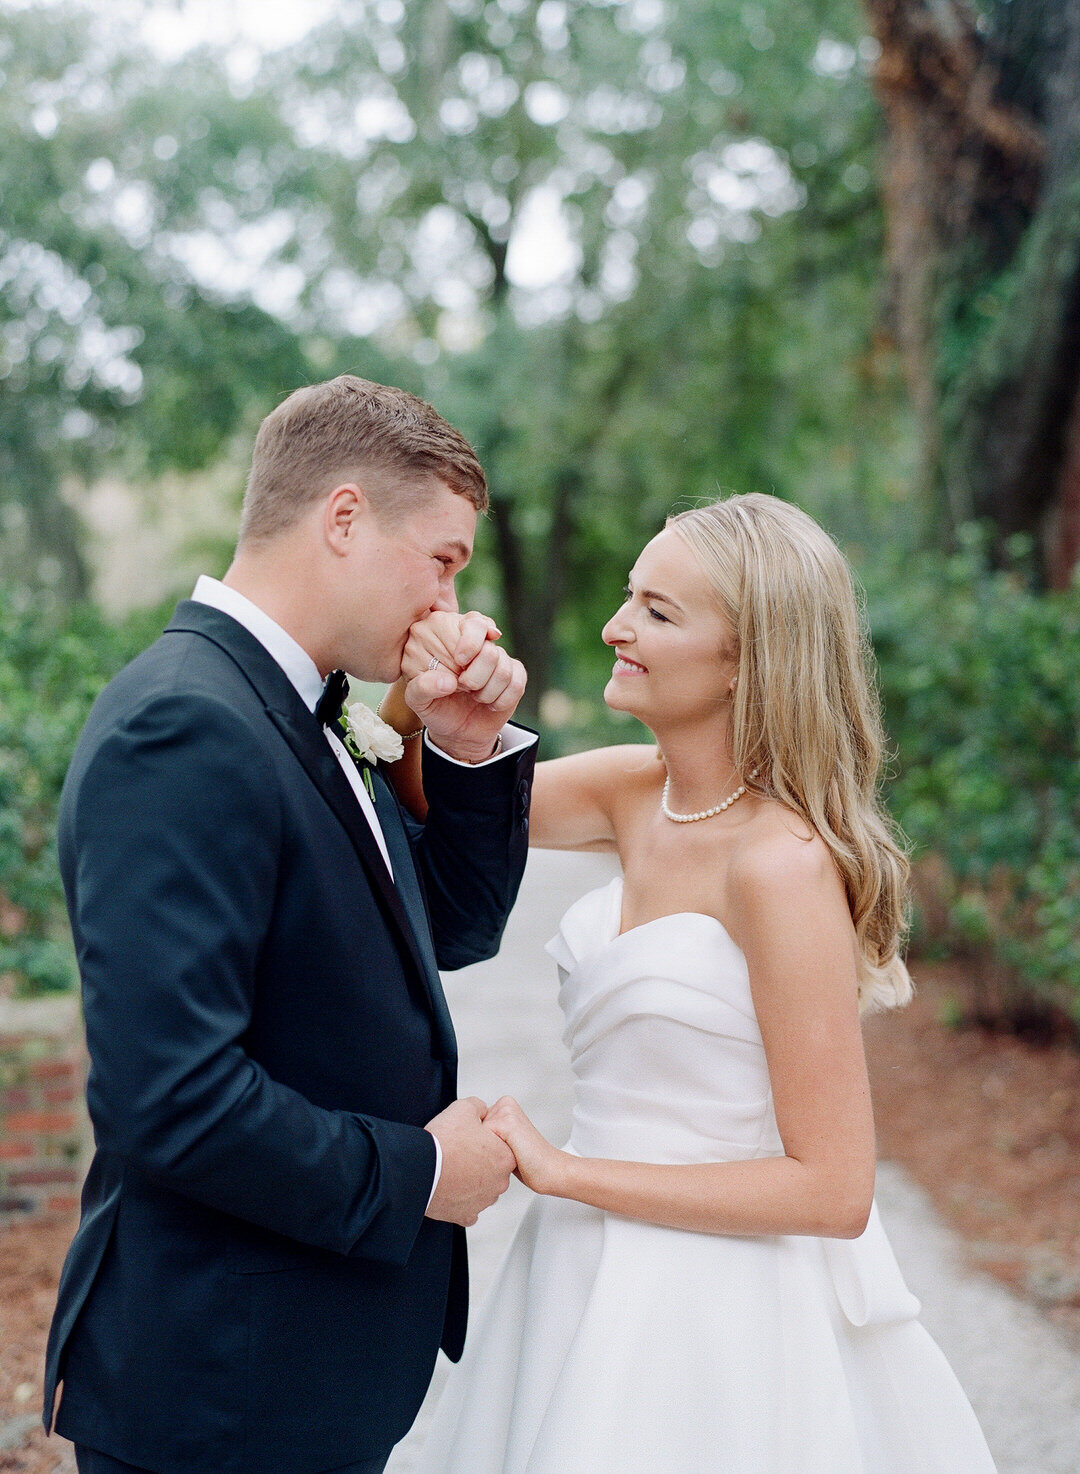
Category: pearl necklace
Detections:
[{"x1": 661, "y1": 768, "x2": 759, "y2": 824}]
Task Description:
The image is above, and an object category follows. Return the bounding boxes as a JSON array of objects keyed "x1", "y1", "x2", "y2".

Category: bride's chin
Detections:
[{"x1": 603, "y1": 681, "x2": 646, "y2": 715}]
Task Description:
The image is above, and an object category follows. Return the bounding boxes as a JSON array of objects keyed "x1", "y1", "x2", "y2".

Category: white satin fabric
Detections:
[{"x1": 416, "y1": 878, "x2": 997, "y2": 1473}]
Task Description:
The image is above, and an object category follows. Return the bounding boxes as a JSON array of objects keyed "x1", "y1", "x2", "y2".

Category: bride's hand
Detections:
[
  {"x1": 400, "y1": 609, "x2": 524, "y2": 764},
  {"x1": 484, "y1": 1096, "x2": 569, "y2": 1197},
  {"x1": 401, "y1": 610, "x2": 501, "y2": 683}
]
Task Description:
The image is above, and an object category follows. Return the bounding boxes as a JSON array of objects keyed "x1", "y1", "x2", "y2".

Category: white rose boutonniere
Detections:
[{"x1": 341, "y1": 700, "x2": 405, "y2": 800}]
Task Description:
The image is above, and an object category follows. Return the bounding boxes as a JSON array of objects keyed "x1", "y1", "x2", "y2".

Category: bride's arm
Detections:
[
  {"x1": 527, "y1": 745, "x2": 654, "y2": 852},
  {"x1": 486, "y1": 834, "x2": 877, "y2": 1240},
  {"x1": 378, "y1": 678, "x2": 430, "y2": 819}
]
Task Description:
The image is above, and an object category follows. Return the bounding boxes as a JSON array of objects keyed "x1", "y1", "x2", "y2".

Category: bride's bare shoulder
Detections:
[
  {"x1": 599, "y1": 742, "x2": 665, "y2": 778},
  {"x1": 531, "y1": 744, "x2": 663, "y2": 851},
  {"x1": 587, "y1": 743, "x2": 665, "y2": 801},
  {"x1": 729, "y1": 800, "x2": 837, "y2": 906},
  {"x1": 541, "y1": 742, "x2": 662, "y2": 787}
]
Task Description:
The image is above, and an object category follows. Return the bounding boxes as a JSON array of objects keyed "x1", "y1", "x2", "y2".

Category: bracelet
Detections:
[
  {"x1": 460, "y1": 734, "x2": 503, "y2": 765},
  {"x1": 401, "y1": 727, "x2": 425, "y2": 741}
]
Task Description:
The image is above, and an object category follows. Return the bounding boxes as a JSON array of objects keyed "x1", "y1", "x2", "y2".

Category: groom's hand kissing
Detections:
[
  {"x1": 402, "y1": 610, "x2": 527, "y2": 764},
  {"x1": 424, "y1": 1098, "x2": 516, "y2": 1226}
]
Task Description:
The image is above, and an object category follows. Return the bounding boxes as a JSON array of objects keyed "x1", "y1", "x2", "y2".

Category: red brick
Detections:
[
  {"x1": 9, "y1": 1166, "x2": 79, "y2": 1187},
  {"x1": 43, "y1": 1084, "x2": 80, "y2": 1105},
  {"x1": 0, "y1": 1140, "x2": 35, "y2": 1160},
  {"x1": 0, "y1": 1087, "x2": 34, "y2": 1110},
  {"x1": 30, "y1": 1058, "x2": 79, "y2": 1082},
  {"x1": 3, "y1": 1111, "x2": 77, "y2": 1135},
  {"x1": 45, "y1": 1194, "x2": 79, "y2": 1214}
]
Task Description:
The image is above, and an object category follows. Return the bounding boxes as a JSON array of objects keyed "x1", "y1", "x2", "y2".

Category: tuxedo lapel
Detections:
[
  {"x1": 368, "y1": 768, "x2": 457, "y2": 1063},
  {"x1": 165, "y1": 602, "x2": 451, "y2": 1057}
]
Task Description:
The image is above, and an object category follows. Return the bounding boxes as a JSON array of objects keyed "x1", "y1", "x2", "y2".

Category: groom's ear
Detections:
[{"x1": 324, "y1": 482, "x2": 371, "y2": 554}]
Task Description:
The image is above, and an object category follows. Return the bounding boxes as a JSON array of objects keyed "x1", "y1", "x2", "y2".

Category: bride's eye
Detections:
[{"x1": 647, "y1": 607, "x2": 669, "y2": 623}]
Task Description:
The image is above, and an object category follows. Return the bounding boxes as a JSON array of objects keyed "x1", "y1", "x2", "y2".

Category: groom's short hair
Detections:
[{"x1": 239, "y1": 375, "x2": 488, "y2": 543}]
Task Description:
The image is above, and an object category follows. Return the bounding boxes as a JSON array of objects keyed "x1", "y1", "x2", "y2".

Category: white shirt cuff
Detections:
[
  {"x1": 425, "y1": 1132, "x2": 443, "y2": 1210},
  {"x1": 424, "y1": 723, "x2": 537, "y2": 767}
]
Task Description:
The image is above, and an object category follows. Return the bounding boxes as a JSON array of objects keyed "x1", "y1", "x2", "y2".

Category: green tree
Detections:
[
  {"x1": 2, "y1": 0, "x2": 910, "y2": 713},
  {"x1": 0, "y1": 3, "x2": 315, "y2": 596},
  {"x1": 864, "y1": 0, "x2": 1080, "y2": 581},
  {"x1": 263, "y1": 0, "x2": 905, "y2": 714}
]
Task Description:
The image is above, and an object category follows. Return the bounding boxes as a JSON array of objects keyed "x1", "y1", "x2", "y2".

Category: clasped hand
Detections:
[
  {"x1": 485, "y1": 1095, "x2": 568, "y2": 1197},
  {"x1": 401, "y1": 610, "x2": 527, "y2": 764},
  {"x1": 424, "y1": 1095, "x2": 567, "y2": 1226}
]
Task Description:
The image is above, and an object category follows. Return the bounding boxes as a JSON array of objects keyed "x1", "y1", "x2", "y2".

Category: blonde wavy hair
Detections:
[{"x1": 669, "y1": 493, "x2": 912, "y2": 1014}]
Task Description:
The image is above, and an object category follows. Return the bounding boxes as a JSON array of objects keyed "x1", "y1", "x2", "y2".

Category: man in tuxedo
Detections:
[{"x1": 43, "y1": 375, "x2": 537, "y2": 1474}]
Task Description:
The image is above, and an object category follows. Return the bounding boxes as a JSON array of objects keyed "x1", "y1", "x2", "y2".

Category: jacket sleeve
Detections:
[
  {"x1": 414, "y1": 726, "x2": 537, "y2": 970},
  {"x1": 62, "y1": 693, "x2": 435, "y2": 1267}
]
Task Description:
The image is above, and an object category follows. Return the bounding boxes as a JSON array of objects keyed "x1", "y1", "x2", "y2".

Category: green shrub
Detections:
[
  {"x1": 865, "y1": 530, "x2": 1080, "y2": 1023},
  {"x1": 0, "y1": 590, "x2": 163, "y2": 996}
]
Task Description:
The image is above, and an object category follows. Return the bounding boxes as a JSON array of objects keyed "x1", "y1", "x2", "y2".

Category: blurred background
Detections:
[
  {"x1": 4, "y1": 0, "x2": 1080, "y2": 1033},
  {"x1": 2, "y1": 3, "x2": 1080, "y2": 1465}
]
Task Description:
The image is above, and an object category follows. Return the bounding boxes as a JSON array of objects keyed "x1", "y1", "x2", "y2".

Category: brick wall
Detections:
[{"x1": 0, "y1": 996, "x2": 88, "y2": 1224}]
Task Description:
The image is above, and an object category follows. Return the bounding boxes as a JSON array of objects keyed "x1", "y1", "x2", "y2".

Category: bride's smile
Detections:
[{"x1": 601, "y1": 527, "x2": 739, "y2": 740}]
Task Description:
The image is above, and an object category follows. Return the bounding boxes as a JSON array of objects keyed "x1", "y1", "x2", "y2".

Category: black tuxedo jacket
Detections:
[{"x1": 43, "y1": 601, "x2": 535, "y2": 1474}]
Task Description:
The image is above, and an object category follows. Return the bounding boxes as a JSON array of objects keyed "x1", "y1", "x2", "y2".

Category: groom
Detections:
[{"x1": 43, "y1": 375, "x2": 537, "y2": 1474}]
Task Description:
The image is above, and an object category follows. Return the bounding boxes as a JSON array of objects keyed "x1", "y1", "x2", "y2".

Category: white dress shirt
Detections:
[{"x1": 192, "y1": 576, "x2": 396, "y2": 871}]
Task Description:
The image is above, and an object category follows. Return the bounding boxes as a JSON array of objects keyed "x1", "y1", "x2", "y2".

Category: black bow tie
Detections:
[{"x1": 315, "y1": 668, "x2": 349, "y2": 728}]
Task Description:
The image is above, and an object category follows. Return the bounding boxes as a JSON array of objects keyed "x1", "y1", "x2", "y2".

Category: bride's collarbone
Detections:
[
  {"x1": 617, "y1": 841, "x2": 740, "y2": 940},
  {"x1": 612, "y1": 781, "x2": 782, "y2": 936}
]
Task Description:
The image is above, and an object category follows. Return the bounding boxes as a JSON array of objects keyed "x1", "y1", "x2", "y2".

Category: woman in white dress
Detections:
[{"x1": 382, "y1": 492, "x2": 997, "y2": 1474}]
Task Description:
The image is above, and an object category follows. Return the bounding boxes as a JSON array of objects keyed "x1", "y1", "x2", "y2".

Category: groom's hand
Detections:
[
  {"x1": 424, "y1": 1097, "x2": 516, "y2": 1227},
  {"x1": 403, "y1": 612, "x2": 526, "y2": 764}
]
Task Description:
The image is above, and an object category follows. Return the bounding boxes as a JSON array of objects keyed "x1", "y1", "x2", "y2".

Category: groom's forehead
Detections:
[{"x1": 415, "y1": 484, "x2": 477, "y2": 556}]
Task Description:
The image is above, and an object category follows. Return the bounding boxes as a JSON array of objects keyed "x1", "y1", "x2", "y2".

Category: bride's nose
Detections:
[{"x1": 601, "y1": 610, "x2": 631, "y2": 647}]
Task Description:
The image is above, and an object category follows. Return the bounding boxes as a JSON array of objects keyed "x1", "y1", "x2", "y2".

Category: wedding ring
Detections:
[{"x1": 428, "y1": 656, "x2": 441, "y2": 671}]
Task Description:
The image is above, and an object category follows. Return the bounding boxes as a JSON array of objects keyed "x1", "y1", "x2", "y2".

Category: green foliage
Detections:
[
  {"x1": 1, "y1": 0, "x2": 910, "y2": 681},
  {"x1": 0, "y1": 587, "x2": 161, "y2": 995},
  {"x1": 0, "y1": 3, "x2": 319, "y2": 595},
  {"x1": 920, "y1": 0, "x2": 1080, "y2": 546},
  {"x1": 865, "y1": 529, "x2": 1080, "y2": 1019}
]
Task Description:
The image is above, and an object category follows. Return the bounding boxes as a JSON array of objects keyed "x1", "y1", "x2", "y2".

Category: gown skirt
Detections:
[{"x1": 415, "y1": 878, "x2": 998, "y2": 1474}]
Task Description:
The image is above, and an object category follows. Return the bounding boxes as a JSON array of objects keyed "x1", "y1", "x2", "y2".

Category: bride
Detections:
[{"x1": 381, "y1": 493, "x2": 997, "y2": 1473}]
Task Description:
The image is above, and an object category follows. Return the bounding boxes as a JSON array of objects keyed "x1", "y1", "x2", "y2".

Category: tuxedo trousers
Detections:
[{"x1": 74, "y1": 1446, "x2": 391, "y2": 1474}]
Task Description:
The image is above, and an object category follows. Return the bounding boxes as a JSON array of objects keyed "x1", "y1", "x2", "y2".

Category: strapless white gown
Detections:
[{"x1": 416, "y1": 878, "x2": 997, "y2": 1473}]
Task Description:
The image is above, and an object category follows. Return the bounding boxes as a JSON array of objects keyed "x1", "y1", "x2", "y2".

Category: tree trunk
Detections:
[
  {"x1": 864, "y1": 0, "x2": 1080, "y2": 578},
  {"x1": 1045, "y1": 373, "x2": 1080, "y2": 589},
  {"x1": 489, "y1": 468, "x2": 578, "y2": 725}
]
